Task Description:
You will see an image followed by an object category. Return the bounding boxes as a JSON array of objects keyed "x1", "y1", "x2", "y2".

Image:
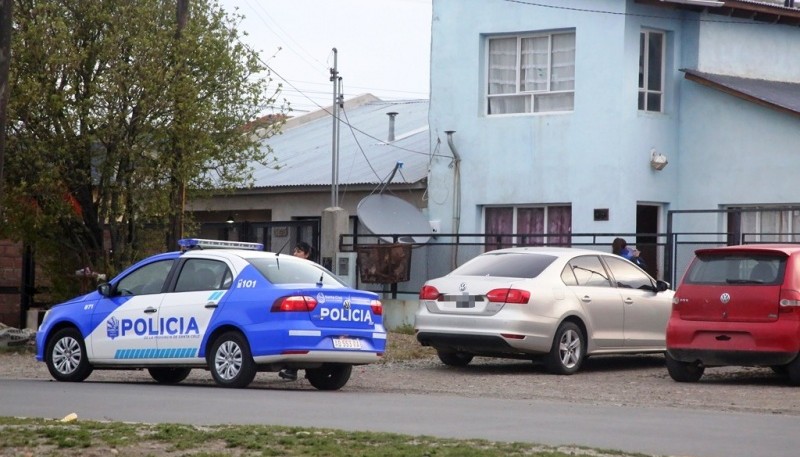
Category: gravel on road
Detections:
[{"x1": 2, "y1": 333, "x2": 797, "y2": 418}]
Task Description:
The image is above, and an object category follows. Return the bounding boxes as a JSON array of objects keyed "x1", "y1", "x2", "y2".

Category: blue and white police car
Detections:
[{"x1": 35, "y1": 239, "x2": 386, "y2": 390}]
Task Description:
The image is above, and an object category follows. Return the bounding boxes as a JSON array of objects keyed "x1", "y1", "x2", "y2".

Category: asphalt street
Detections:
[{"x1": 1, "y1": 378, "x2": 798, "y2": 457}]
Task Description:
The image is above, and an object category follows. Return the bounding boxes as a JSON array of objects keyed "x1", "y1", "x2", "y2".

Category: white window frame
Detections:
[
  {"x1": 639, "y1": 29, "x2": 665, "y2": 113},
  {"x1": 486, "y1": 30, "x2": 576, "y2": 115}
]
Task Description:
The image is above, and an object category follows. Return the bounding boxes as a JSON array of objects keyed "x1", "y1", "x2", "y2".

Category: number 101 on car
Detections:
[{"x1": 332, "y1": 337, "x2": 361, "y2": 349}]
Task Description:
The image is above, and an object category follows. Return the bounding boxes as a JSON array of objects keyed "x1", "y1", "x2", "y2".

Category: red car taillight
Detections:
[
  {"x1": 486, "y1": 288, "x2": 530, "y2": 304},
  {"x1": 272, "y1": 295, "x2": 318, "y2": 312},
  {"x1": 419, "y1": 285, "x2": 441, "y2": 300},
  {"x1": 779, "y1": 289, "x2": 800, "y2": 313},
  {"x1": 371, "y1": 299, "x2": 383, "y2": 316}
]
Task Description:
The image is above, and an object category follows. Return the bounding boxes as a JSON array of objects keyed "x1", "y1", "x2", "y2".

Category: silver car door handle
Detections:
[
  {"x1": 144, "y1": 307, "x2": 157, "y2": 314},
  {"x1": 623, "y1": 298, "x2": 634, "y2": 304},
  {"x1": 581, "y1": 296, "x2": 591, "y2": 302}
]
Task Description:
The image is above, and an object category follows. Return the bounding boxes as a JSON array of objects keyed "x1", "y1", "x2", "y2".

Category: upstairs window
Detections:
[
  {"x1": 487, "y1": 31, "x2": 575, "y2": 115},
  {"x1": 639, "y1": 29, "x2": 664, "y2": 112}
]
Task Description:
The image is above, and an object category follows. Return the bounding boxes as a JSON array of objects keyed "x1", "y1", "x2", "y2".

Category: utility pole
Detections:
[
  {"x1": 167, "y1": 0, "x2": 189, "y2": 250},
  {"x1": 330, "y1": 48, "x2": 342, "y2": 208}
]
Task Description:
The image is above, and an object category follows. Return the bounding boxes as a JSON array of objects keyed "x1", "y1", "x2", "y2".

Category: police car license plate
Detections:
[{"x1": 332, "y1": 337, "x2": 361, "y2": 349}]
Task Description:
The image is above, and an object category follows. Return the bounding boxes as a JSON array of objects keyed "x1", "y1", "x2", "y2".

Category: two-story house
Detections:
[{"x1": 426, "y1": 0, "x2": 800, "y2": 282}]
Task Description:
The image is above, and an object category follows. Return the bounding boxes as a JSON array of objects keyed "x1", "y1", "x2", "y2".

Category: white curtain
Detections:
[
  {"x1": 521, "y1": 36, "x2": 548, "y2": 92},
  {"x1": 551, "y1": 33, "x2": 575, "y2": 91},
  {"x1": 488, "y1": 37, "x2": 517, "y2": 95}
]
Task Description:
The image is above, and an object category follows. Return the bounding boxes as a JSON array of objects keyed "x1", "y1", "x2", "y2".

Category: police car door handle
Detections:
[
  {"x1": 205, "y1": 303, "x2": 218, "y2": 309},
  {"x1": 144, "y1": 307, "x2": 157, "y2": 314}
]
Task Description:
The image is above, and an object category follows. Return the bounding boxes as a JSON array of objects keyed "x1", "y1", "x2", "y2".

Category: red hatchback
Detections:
[{"x1": 666, "y1": 244, "x2": 800, "y2": 385}]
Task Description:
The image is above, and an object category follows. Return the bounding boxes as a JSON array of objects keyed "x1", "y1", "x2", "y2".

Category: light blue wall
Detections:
[{"x1": 428, "y1": 0, "x2": 800, "y2": 254}]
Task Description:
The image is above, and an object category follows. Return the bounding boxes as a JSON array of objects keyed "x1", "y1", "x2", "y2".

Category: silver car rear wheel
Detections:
[
  {"x1": 546, "y1": 321, "x2": 584, "y2": 375},
  {"x1": 436, "y1": 349, "x2": 474, "y2": 367}
]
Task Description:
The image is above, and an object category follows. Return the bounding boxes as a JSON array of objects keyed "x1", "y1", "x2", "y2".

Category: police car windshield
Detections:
[{"x1": 246, "y1": 257, "x2": 346, "y2": 287}]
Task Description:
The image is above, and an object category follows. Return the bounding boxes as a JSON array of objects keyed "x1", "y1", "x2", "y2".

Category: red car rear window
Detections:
[{"x1": 683, "y1": 253, "x2": 785, "y2": 285}]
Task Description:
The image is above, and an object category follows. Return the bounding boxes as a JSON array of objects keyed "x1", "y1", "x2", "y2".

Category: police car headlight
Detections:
[{"x1": 39, "y1": 310, "x2": 52, "y2": 329}]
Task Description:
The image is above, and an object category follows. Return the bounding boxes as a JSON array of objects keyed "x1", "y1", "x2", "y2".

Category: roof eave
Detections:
[{"x1": 682, "y1": 70, "x2": 800, "y2": 118}]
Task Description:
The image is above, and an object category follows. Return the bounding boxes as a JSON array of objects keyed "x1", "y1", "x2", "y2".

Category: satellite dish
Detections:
[{"x1": 357, "y1": 194, "x2": 432, "y2": 244}]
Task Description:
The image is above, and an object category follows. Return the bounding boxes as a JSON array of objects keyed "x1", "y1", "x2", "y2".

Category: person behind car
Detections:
[
  {"x1": 612, "y1": 237, "x2": 643, "y2": 265},
  {"x1": 293, "y1": 241, "x2": 312, "y2": 260},
  {"x1": 279, "y1": 241, "x2": 314, "y2": 382}
]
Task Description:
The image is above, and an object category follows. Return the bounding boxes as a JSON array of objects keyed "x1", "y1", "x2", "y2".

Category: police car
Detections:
[{"x1": 35, "y1": 239, "x2": 386, "y2": 390}]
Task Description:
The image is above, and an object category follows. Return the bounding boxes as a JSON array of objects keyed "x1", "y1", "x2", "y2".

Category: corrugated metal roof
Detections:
[
  {"x1": 682, "y1": 69, "x2": 800, "y2": 117},
  {"x1": 249, "y1": 96, "x2": 430, "y2": 189}
]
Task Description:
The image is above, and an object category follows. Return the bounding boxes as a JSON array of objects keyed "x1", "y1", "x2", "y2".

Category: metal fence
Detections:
[{"x1": 341, "y1": 228, "x2": 800, "y2": 298}]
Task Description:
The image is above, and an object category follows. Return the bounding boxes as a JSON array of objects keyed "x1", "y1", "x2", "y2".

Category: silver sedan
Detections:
[{"x1": 415, "y1": 247, "x2": 673, "y2": 374}]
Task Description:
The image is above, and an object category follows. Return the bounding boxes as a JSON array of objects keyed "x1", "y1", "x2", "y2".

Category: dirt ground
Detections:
[{"x1": 2, "y1": 333, "x2": 798, "y2": 418}]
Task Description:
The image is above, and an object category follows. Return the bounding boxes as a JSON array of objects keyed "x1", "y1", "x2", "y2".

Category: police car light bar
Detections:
[{"x1": 179, "y1": 238, "x2": 264, "y2": 251}]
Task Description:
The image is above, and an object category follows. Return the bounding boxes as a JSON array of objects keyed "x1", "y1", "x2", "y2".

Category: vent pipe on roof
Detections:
[{"x1": 387, "y1": 112, "x2": 398, "y2": 142}]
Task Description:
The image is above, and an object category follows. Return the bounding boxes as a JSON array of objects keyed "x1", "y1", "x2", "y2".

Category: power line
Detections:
[{"x1": 502, "y1": 0, "x2": 780, "y2": 25}]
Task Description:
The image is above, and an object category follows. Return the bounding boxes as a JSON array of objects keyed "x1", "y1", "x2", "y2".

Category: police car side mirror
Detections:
[
  {"x1": 655, "y1": 280, "x2": 670, "y2": 292},
  {"x1": 97, "y1": 283, "x2": 112, "y2": 297}
]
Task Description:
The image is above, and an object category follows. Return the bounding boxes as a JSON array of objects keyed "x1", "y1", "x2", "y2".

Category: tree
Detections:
[{"x1": 1, "y1": 0, "x2": 283, "y2": 299}]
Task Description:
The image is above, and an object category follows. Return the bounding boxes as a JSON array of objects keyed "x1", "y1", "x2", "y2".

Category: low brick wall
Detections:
[{"x1": 0, "y1": 240, "x2": 22, "y2": 328}]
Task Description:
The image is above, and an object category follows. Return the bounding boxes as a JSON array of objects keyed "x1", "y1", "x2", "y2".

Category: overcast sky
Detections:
[{"x1": 218, "y1": 0, "x2": 432, "y2": 114}]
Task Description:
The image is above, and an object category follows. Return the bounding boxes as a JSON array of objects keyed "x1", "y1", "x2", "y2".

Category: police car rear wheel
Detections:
[
  {"x1": 46, "y1": 328, "x2": 93, "y2": 382},
  {"x1": 148, "y1": 367, "x2": 191, "y2": 384},
  {"x1": 306, "y1": 363, "x2": 352, "y2": 390},
  {"x1": 209, "y1": 332, "x2": 256, "y2": 388}
]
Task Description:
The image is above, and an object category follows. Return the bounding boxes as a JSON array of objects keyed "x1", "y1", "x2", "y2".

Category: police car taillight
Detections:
[
  {"x1": 371, "y1": 299, "x2": 383, "y2": 316},
  {"x1": 272, "y1": 296, "x2": 318, "y2": 312}
]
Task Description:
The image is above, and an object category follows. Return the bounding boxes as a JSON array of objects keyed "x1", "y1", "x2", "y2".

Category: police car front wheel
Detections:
[
  {"x1": 208, "y1": 331, "x2": 257, "y2": 388},
  {"x1": 45, "y1": 327, "x2": 93, "y2": 382}
]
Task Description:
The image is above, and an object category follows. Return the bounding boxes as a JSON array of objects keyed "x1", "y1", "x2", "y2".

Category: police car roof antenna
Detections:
[{"x1": 275, "y1": 238, "x2": 291, "y2": 256}]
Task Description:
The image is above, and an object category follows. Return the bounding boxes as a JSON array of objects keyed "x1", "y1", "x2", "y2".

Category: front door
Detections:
[{"x1": 636, "y1": 204, "x2": 660, "y2": 278}]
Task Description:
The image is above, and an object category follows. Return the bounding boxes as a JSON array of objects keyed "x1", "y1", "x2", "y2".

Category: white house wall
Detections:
[
  {"x1": 676, "y1": 84, "x2": 800, "y2": 224},
  {"x1": 697, "y1": 16, "x2": 800, "y2": 81}
]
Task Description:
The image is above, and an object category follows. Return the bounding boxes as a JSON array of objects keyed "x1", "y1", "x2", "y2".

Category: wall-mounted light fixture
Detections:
[
  {"x1": 226, "y1": 213, "x2": 235, "y2": 224},
  {"x1": 650, "y1": 148, "x2": 669, "y2": 171}
]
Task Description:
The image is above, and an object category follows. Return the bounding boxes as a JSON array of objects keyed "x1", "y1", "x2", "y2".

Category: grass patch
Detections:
[
  {"x1": 383, "y1": 331, "x2": 436, "y2": 362},
  {"x1": 0, "y1": 417, "x2": 655, "y2": 457}
]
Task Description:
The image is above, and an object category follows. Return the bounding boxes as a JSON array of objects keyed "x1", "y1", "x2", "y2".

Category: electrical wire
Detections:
[{"x1": 502, "y1": 0, "x2": 780, "y2": 25}]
